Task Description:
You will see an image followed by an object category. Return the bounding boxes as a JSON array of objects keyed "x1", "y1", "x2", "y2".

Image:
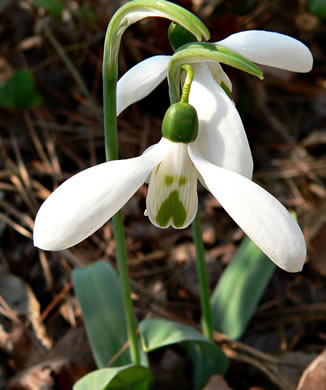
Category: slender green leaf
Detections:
[
  {"x1": 73, "y1": 365, "x2": 153, "y2": 390},
  {"x1": 73, "y1": 261, "x2": 147, "y2": 368},
  {"x1": 140, "y1": 317, "x2": 208, "y2": 350},
  {"x1": 140, "y1": 318, "x2": 228, "y2": 389},
  {"x1": 0, "y1": 70, "x2": 42, "y2": 109},
  {"x1": 32, "y1": 0, "x2": 64, "y2": 19},
  {"x1": 310, "y1": 0, "x2": 326, "y2": 20},
  {"x1": 211, "y1": 237, "x2": 276, "y2": 339}
]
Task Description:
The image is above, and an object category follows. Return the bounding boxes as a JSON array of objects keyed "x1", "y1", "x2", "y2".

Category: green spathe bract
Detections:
[
  {"x1": 168, "y1": 22, "x2": 197, "y2": 51},
  {"x1": 162, "y1": 102, "x2": 198, "y2": 143}
]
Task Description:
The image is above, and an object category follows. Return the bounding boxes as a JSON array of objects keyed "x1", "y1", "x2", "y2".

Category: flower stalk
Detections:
[
  {"x1": 103, "y1": 48, "x2": 140, "y2": 366},
  {"x1": 111, "y1": 211, "x2": 140, "y2": 364},
  {"x1": 192, "y1": 211, "x2": 214, "y2": 340}
]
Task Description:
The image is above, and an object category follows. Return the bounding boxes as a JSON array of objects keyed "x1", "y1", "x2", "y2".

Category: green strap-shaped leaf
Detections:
[
  {"x1": 168, "y1": 42, "x2": 263, "y2": 103},
  {"x1": 211, "y1": 237, "x2": 276, "y2": 340},
  {"x1": 140, "y1": 317, "x2": 208, "y2": 350},
  {"x1": 73, "y1": 365, "x2": 153, "y2": 390},
  {"x1": 73, "y1": 260, "x2": 147, "y2": 368},
  {"x1": 140, "y1": 318, "x2": 228, "y2": 389}
]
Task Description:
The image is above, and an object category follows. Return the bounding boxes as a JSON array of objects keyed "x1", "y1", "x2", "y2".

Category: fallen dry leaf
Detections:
[
  {"x1": 0, "y1": 266, "x2": 52, "y2": 349},
  {"x1": 7, "y1": 328, "x2": 94, "y2": 390},
  {"x1": 277, "y1": 351, "x2": 316, "y2": 388},
  {"x1": 297, "y1": 349, "x2": 326, "y2": 390}
]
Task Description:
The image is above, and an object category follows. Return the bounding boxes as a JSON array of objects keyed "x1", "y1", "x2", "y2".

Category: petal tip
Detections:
[
  {"x1": 33, "y1": 220, "x2": 65, "y2": 251},
  {"x1": 280, "y1": 259, "x2": 305, "y2": 273},
  {"x1": 272, "y1": 240, "x2": 307, "y2": 273}
]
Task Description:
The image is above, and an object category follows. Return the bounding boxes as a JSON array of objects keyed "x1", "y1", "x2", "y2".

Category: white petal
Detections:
[
  {"x1": 117, "y1": 55, "x2": 170, "y2": 115},
  {"x1": 34, "y1": 139, "x2": 170, "y2": 251},
  {"x1": 189, "y1": 63, "x2": 253, "y2": 179},
  {"x1": 146, "y1": 141, "x2": 198, "y2": 229},
  {"x1": 189, "y1": 145, "x2": 306, "y2": 272},
  {"x1": 217, "y1": 30, "x2": 313, "y2": 73}
]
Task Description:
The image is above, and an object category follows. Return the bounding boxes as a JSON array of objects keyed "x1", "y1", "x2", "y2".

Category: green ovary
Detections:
[{"x1": 155, "y1": 190, "x2": 187, "y2": 228}]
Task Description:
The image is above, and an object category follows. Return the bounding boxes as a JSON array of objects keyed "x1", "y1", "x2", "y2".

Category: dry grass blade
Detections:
[
  {"x1": 24, "y1": 110, "x2": 52, "y2": 175},
  {"x1": 214, "y1": 331, "x2": 296, "y2": 390},
  {"x1": 43, "y1": 24, "x2": 102, "y2": 124},
  {"x1": 0, "y1": 199, "x2": 34, "y2": 230},
  {"x1": 0, "y1": 295, "x2": 21, "y2": 324},
  {"x1": 40, "y1": 281, "x2": 73, "y2": 321},
  {"x1": 0, "y1": 213, "x2": 32, "y2": 238},
  {"x1": 38, "y1": 250, "x2": 53, "y2": 289}
]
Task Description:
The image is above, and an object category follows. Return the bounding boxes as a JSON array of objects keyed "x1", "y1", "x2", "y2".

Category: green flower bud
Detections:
[
  {"x1": 162, "y1": 102, "x2": 198, "y2": 143},
  {"x1": 168, "y1": 22, "x2": 197, "y2": 51}
]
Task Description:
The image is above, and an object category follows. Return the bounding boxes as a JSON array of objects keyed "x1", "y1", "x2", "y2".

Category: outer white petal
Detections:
[
  {"x1": 189, "y1": 144, "x2": 306, "y2": 272},
  {"x1": 189, "y1": 63, "x2": 253, "y2": 179},
  {"x1": 34, "y1": 138, "x2": 170, "y2": 251},
  {"x1": 117, "y1": 55, "x2": 170, "y2": 115},
  {"x1": 217, "y1": 30, "x2": 313, "y2": 72}
]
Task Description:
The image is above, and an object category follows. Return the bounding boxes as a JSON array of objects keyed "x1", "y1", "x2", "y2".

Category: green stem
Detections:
[
  {"x1": 112, "y1": 211, "x2": 140, "y2": 364},
  {"x1": 102, "y1": 37, "x2": 140, "y2": 365},
  {"x1": 103, "y1": 68, "x2": 118, "y2": 161},
  {"x1": 103, "y1": 62, "x2": 140, "y2": 364},
  {"x1": 103, "y1": 65, "x2": 139, "y2": 361},
  {"x1": 192, "y1": 211, "x2": 213, "y2": 340}
]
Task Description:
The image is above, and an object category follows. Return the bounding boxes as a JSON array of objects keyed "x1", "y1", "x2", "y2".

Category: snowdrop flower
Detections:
[
  {"x1": 34, "y1": 75, "x2": 306, "y2": 272},
  {"x1": 33, "y1": 30, "x2": 311, "y2": 273}
]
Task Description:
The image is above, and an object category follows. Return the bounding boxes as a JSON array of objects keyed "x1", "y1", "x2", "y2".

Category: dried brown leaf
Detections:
[{"x1": 297, "y1": 349, "x2": 326, "y2": 390}]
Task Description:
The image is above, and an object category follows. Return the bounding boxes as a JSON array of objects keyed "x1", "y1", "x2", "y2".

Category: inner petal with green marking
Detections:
[
  {"x1": 146, "y1": 140, "x2": 198, "y2": 229},
  {"x1": 206, "y1": 62, "x2": 232, "y2": 98}
]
